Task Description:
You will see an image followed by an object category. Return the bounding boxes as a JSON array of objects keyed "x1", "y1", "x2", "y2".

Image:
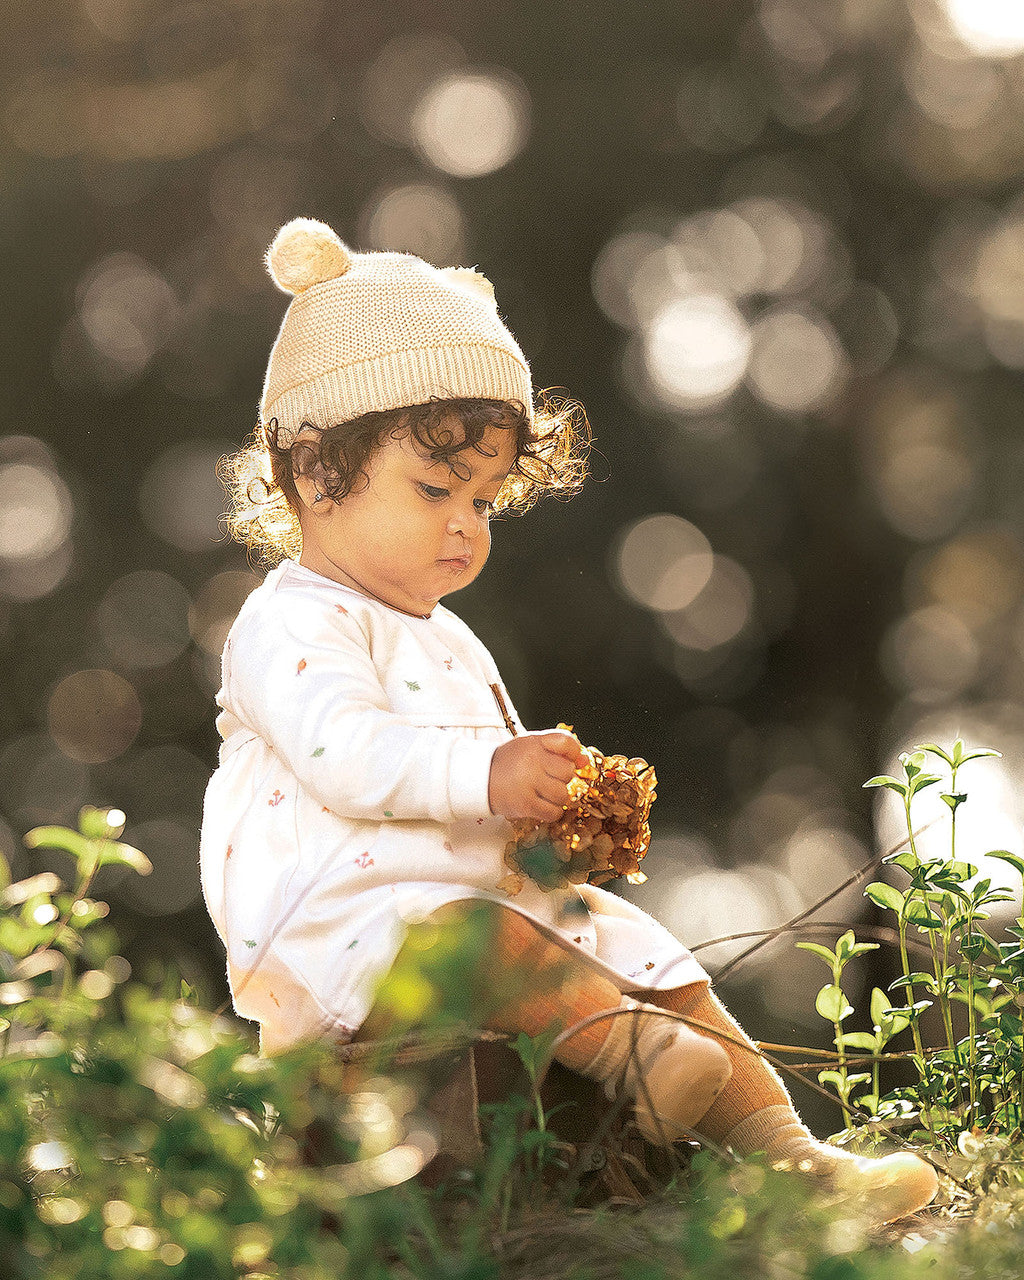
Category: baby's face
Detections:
[{"x1": 297, "y1": 419, "x2": 516, "y2": 617}]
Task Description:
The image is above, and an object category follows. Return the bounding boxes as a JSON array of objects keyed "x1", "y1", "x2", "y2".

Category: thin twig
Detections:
[
  {"x1": 692, "y1": 921, "x2": 934, "y2": 961},
  {"x1": 713, "y1": 817, "x2": 943, "y2": 982}
]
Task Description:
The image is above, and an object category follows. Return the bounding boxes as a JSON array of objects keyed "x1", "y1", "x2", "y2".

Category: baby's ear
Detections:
[{"x1": 441, "y1": 266, "x2": 498, "y2": 309}]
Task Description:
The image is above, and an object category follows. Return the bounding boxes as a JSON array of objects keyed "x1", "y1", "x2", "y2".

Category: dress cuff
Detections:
[{"x1": 447, "y1": 737, "x2": 500, "y2": 819}]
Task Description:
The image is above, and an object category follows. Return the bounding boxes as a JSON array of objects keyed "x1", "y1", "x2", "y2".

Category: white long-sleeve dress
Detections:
[{"x1": 199, "y1": 558, "x2": 710, "y2": 1055}]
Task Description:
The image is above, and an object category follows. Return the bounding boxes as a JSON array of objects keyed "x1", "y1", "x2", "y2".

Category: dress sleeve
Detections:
[{"x1": 224, "y1": 597, "x2": 497, "y2": 822}]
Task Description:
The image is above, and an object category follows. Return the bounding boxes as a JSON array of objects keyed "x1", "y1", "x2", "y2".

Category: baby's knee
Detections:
[
  {"x1": 706, "y1": 1037, "x2": 733, "y2": 1090},
  {"x1": 684, "y1": 1030, "x2": 733, "y2": 1094}
]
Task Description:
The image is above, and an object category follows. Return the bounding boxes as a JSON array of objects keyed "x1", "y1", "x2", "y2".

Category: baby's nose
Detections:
[{"x1": 447, "y1": 508, "x2": 482, "y2": 536}]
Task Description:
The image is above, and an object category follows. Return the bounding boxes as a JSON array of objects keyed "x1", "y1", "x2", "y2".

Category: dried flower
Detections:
[{"x1": 499, "y1": 724, "x2": 657, "y2": 895}]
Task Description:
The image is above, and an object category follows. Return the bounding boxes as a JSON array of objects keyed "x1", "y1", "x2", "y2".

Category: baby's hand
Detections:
[{"x1": 487, "y1": 730, "x2": 589, "y2": 822}]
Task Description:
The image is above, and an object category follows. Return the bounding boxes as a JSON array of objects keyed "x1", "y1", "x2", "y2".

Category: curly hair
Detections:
[{"x1": 216, "y1": 393, "x2": 592, "y2": 568}]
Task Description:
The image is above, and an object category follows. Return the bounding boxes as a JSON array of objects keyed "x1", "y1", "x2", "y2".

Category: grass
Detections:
[{"x1": 7, "y1": 740, "x2": 1024, "y2": 1277}]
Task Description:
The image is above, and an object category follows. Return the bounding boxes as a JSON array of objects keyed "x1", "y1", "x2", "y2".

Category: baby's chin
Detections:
[{"x1": 436, "y1": 568, "x2": 483, "y2": 601}]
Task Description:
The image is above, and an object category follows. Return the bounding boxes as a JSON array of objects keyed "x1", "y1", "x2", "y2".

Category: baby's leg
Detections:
[
  {"x1": 639, "y1": 981, "x2": 938, "y2": 1221},
  {"x1": 364, "y1": 899, "x2": 732, "y2": 1139}
]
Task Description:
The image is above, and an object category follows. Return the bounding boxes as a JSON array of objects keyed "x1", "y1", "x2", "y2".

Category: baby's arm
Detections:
[{"x1": 227, "y1": 600, "x2": 497, "y2": 823}]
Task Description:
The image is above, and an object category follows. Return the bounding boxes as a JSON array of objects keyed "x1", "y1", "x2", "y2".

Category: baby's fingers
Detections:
[
  {"x1": 539, "y1": 730, "x2": 588, "y2": 768},
  {"x1": 530, "y1": 790, "x2": 569, "y2": 822},
  {"x1": 542, "y1": 754, "x2": 577, "y2": 786}
]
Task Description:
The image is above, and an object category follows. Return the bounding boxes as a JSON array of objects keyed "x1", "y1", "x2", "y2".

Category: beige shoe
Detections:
[
  {"x1": 808, "y1": 1150, "x2": 940, "y2": 1224},
  {"x1": 624, "y1": 1022, "x2": 733, "y2": 1146}
]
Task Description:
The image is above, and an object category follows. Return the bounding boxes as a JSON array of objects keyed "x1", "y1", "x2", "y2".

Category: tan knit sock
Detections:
[{"x1": 641, "y1": 982, "x2": 939, "y2": 1221}]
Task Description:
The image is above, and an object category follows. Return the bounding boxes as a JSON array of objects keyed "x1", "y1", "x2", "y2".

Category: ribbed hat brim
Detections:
[{"x1": 263, "y1": 343, "x2": 534, "y2": 442}]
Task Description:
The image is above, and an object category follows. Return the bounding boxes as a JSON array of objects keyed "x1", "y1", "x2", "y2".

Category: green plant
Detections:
[
  {"x1": 796, "y1": 929, "x2": 880, "y2": 1128},
  {"x1": 0, "y1": 805, "x2": 451, "y2": 1279},
  {"x1": 803, "y1": 740, "x2": 1024, "y2": 1156}
]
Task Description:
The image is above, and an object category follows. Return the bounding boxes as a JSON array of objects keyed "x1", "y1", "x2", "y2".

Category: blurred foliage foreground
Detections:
[{"x1": 9, "y1": 798, "x2": 1024, "y2": 1278}]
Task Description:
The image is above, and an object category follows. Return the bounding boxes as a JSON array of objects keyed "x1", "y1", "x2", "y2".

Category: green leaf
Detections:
[
  {"x1": 883, "y1": 850, "x2": 919, "y2": 874},
  {"x1": 940, "y1": 860, "x2": 977, "y2": 882},
  {"x1": 979, "y1": 889, "x2": 1016, "y2": 907},
  {"x1": 960, "y1": 931, "x2": 999, "y2": 962},
  {"x1": 914, "y1": 743, "x2": 954, "y2": 768},
  {"x1": 817, "y1": 1069, "x2": 847, "y2": 1091},
  {"x1": 838, "y1": 1031, "x2": 878, "y2": 1052},
  {"x1": 863, "y1": 776, "x2": 908, "y2": 797},
  {"x1": 908, "y1": 773, "x2": 942, "y2": 795},
  {"x1": 988, "y1": 850, "x2": 1024, "y2": 879},
  {"x1": 889, "y1": 972, "x2": 938, "y2": 993},
  {"x1": 834, "y1": 930, "x2": 857, "y2": 962},
  {"x1": 870, "y1": 986, "x2": 892, "y2": 1028},
  {"x1": 952, "y1": 738, "x2": 964, "y2": 765},
  {"x1": 961, "y1": 748, "x2": 1002, "y2": 763},
  {"x1": 512, "y1": 1028, "x2": 559, "y2": 1080},
  {"x1": 95, "y1": 841, "x2": 152, "y2": 875},
  {"x1": 904, "y1": 899, "x2": 943, "y2": 929},
  {"x1": 941, "y1": 793, "x2": 967, "y2": 813},
  {"x1": 900, "y1": 752, "x2": 925, "y2": 778},
  {"x1": 865, "y1": 882, "x2": 905, "y2": 912},
  {"x1": 877, "y1": 1007, "x2": 912, "y2": 1037},
  {"x1": 795, "y1": 942, "x2": 836, "y2": 966},
  {"x1": 78, "y1": 806, "x2": 126, "y2": 840},
  {"x1": 971, "y1": 879, "x2": 994, "y2": 904},
  {"x1": 815, "y1": 984, "x2": 853, "y2": 1023},
  {"x1": 22, "y1": 826, "x2": 94, "y2": 865},
  {"x1": 832, "y1": 931, "x2": 879, "y2": 962}
]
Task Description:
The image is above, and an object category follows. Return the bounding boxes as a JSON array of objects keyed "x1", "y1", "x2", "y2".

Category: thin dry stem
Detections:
[{"x1": 712, "y1": 818, "x2": 943, "y2": 982}]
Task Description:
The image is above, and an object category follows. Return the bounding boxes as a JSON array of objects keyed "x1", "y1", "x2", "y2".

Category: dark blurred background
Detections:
[{"x1": 5, "y1": 0, "x2": 1024, "y2": 1132}]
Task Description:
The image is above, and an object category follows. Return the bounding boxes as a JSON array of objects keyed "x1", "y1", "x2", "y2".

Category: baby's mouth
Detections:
[{"x1": 439, "y1": 555, "x2": 472, "y2": 569}]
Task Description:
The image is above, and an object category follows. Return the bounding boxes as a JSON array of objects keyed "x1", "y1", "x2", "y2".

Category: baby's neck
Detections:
[{"x1": 295, "y1": 553, "x2": 434, "y2": 619}]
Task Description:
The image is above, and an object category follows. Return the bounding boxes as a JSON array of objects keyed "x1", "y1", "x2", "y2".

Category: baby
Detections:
[{"x1": 199, "y1": 217, "x2": 938, "y2": 1222}]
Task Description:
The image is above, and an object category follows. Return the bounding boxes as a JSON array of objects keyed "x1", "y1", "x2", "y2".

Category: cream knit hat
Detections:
[{"x1": 259, "y1": 217, "x2": 535, "y2": 447}]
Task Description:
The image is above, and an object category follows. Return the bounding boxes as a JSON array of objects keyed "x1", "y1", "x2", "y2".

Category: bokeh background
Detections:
[{"x1": 5, "y1": 0, "x2": 1024, "y2": 1130}]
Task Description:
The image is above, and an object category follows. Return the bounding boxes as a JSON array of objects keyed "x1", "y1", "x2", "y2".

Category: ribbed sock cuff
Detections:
[
  {"x1": 721, "y1": 1104, "x2": 806, "y2": 1160},
  {"x1": 572, "y1": 998, "x2": 674, "y2": 1100}
]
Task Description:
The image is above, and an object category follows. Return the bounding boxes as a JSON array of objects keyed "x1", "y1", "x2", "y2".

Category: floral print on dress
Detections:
[
  {"x1": 268, "y1": 790, "x2": 284, "y2": 807},
  {"x1": 311, "y1": 746, "x2": 325, "y2": 757},
  {"x1": 405, "y1": 680, "x2": 421, "y2": 691},
  {"x1": 296, "y1": 658, "x2": 307, "y2": 675},
  {"x1": 354, "y1": 851, "x2": 374, "y2": 869}
]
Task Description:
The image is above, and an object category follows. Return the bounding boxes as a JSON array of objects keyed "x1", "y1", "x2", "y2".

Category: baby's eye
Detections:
[
  {"x1": 418, "y1": 482, "x2": 450, "y2": 501},
  {"x1": 474, "y1": 498, "x2": 495, "y2": 514}
]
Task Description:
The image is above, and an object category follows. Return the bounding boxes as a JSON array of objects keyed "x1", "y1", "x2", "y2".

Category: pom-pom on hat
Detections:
[{"x1": 259, "y1": 217, "x2": 534, "y2": 447}]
